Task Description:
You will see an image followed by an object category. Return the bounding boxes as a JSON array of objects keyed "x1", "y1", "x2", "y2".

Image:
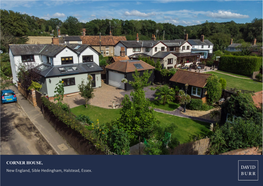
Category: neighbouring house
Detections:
[
  {"x1": 114, "y1": 33, "x2": 208, "y2": 67},
  {"x1": 59, "y1": 36, "x2": 83, "y2": 44},
  {"x1": 169, "y1": 69, "x2": 212, "y2": 103},
  {"x1": 226, "y1": 38, "x2": 262, "y2": 55},
  {"x1": 105, "y1": 59, "x2": 155, "y2": 90},
  {"x1": 110, "y1": 47, "x2": 129, "y2": 63},
  {"x1": 151, "y1": 52, "x2": 177, "y2": 69},
  {"x1": 187, "y1": 34, "x2": 213, "y2": 59},
  {"x1": 9, "y1": 43, "x2": 102, "y2": 100},
  {"x1": 81, "y1": 29, "x2": 126, "y2": 57}
]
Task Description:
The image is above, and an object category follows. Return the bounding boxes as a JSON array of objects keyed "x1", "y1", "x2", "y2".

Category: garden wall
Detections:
[
  {"x1": 170, "y1": 138, "x2": 210, "y2": 155},
  {"x1": 41, "y1": 104, "x2": 106, "y2": 155},
  {"x1": 18, "y1": 83, "x2": 37, "y2": 107},
  {"x1": 220, "y1": 147, "x2": 262, "y2": 155}
]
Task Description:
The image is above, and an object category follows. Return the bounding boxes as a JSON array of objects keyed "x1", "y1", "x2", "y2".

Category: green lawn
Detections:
[
  {"x1": 205, "y1": 71, "x2": 262, "y2": 92},
  {"x1": 71, "y1": 105, "x2": 211, "y2": 144},
  {"x1": 151, "y1": 100, "x2": 180, "y2": 111}
]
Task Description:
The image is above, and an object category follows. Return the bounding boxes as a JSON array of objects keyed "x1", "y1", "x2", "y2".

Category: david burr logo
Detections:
[{"x1": 238, "y1": 160, "x2": 259, "y2": 181}]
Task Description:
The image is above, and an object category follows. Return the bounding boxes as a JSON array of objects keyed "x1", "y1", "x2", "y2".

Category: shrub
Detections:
[
  {"x1": 205, "y1": 75, "x2": 222, "y2": 105},
  {"x1": 201, "y1": 103, "x2": 212, "y2": 111},
  {"x1": 76, "y1": 114, "x2": 93, "y2": 125},
  {"x1": 219, "y1": 78, "x2": 227, "y2": 90},
  {"x1": 219, "y1": 55, "x2": 262, "y2": 76},
  {"x1": 187, "y1": 99, "x2": 202, "y2": 110},
  {"x1": 28, "y1": 80, "x2": 42, "y2": 91},
  {"x1": 1, "y1": 63, "x2": 12, "y2": 77},
  {"x1": 209, "y1": 118, "x2": 262, "y2": 155},
  {"x1": 255, "y1": 73, "x2": 262, "y2": 82},
  {"x1": 206, "y1": 60, "x2": 214, "y2": 67}
]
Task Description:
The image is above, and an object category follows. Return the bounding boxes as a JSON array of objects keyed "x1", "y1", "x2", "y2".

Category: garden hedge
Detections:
[
  {"x1": 41, "y1": 97, "x2": 111, "y2": 153},
  {"x1": 219, "y1": 55, "x2": 262, "y2": 76}
]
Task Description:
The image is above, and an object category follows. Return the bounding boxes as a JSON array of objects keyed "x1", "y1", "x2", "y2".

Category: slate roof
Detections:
[
  {"x1": 170, "y1": 69, "x2": 212, "y2": 88},
  {"x1": 188, "y1": 39, "x2": 213, "y2": 46},
  {"x1": 172, "y1": 52, "x2": 200, "y2": 57},
  {"x1": 163, "y1": 40, "x2": 185, "y2": 47},
  {"x1": 63, "y1": 36, "x2": 82, "y2": 41},
  {"x1": 106, "y1": 60, "x2": 155, "y2": 73},
  {"x1": 34, "y1": 62, "x2": 103, "y2": 78},
  {"x1": 227, "y1": 43, "x2": 242, "y2": 48},
  {"x1": 9, "y1": 44, "x2": 46, "y2": 56},
  {"x1": 119, "y1": 40, "x2": 159, "y2": 48},
  {"x1": 128, "y1": 53, "x2": 151, "y2": 59},
  {"x1": 9, "y1": 44, "x2": 99, "y2": 57},
  {"x1": 81, "y1": 35, "x2": 126, "y2": 46},
  {"x1": 152, "y1": 51, "x2": 174, "y2": 59}
]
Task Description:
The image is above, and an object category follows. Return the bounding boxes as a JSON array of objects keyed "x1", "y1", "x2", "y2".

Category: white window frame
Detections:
[{"x1": 191, "y1": 86, "x2": 202, "y2": 97}]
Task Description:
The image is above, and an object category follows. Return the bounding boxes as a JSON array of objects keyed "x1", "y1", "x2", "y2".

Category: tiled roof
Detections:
[
  {"x1": 169, "y1": 69, "x2": 212, "y2": 88},
  {"x1": 111, "y1": 56, "x2": 129, "y2": 62},
  {"x1": 106, "y1": 60, "x2": 155, "y2": 73},
  {"x1": 252, "y1": 91, "x2": 263, "y2": 108},
  {"x1": 81, "y1": 35, "x2": 126, "y2": 46}
]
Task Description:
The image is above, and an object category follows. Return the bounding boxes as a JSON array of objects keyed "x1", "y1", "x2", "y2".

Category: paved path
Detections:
[
  {"x1": 154, "y1": 106, "x2": 215, "y2": 124},
  {"x1": 10, "y1": 86, "x2": 78, "y2": 155}
]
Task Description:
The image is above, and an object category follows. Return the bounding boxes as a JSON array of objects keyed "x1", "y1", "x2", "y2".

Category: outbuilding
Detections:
[{"x1": 105, "y1": 60, "x2": 155, "y2": 90}]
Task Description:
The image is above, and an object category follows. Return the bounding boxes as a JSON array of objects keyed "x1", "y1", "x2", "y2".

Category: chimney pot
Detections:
[
  {"x1": 82, "y1": 28, "x2": 86, "y2": 36},
  {"x1": 120, "y1": 47, "x2": 125, "y2": 57},
  {"x1": 58, "y1": 29, "x2": 61, "y2": 37},
  {"x1": 230, "y1": 39, "x2": 233, "y2": 45},
  {"x1": 201, "y1": 35, "x2": 204, "y2": 42},
  {"x1": 253, "y1": 38, "x2": 257, "y2": 45},
  {"x1": 136, "y1": 33, "x2": 139, "y2": 42},
  {"x1": 110, "y1": 31, "x2": 112, "y2": 36},
  {"x1": 185, "y1": 33, "x2": 188, "y2": 41}
]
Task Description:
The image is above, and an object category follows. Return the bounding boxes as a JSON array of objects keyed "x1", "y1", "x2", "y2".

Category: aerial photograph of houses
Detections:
[{"x1": 0, "y1": 0, "x2": 262, "y2": 157}]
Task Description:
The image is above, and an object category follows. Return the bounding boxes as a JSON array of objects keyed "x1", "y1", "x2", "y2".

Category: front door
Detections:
[{"x1": 91, "y1": 74, "x2": 96, "y2": 87}]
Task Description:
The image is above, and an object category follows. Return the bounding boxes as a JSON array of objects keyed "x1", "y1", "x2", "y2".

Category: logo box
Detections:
[{"x1": 238, "y1": 160, "x2": 259, "y2": 181}]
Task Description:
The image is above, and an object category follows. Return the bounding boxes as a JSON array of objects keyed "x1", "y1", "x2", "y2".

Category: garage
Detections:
[
  {"x1": 106, "y1": 59, "x2": 155, "y2": 91},
  {"x1": 108, "y1": 71, "x2": 125, "y2": 89}
]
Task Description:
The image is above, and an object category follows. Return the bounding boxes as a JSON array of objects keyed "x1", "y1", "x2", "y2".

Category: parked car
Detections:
[{"x1": 1, "y1": 89, "x2": 17, "y2": 103}]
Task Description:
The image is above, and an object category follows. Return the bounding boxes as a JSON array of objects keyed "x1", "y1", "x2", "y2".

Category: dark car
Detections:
[{"x1": 1, "y1": 89, "x2": 17, "y2": 103}]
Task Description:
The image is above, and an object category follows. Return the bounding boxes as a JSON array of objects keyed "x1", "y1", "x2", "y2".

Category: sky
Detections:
[{"x1": 0, "y1": 0, "x2": 262, "y2": 26}]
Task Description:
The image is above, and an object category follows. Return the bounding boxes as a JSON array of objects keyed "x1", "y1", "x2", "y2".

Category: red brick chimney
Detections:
[
  {"x1": 82, "y1": 28, "x2": 86, "y2": 36},
  {"x1": 120, "y1": 47, "x2": 125, "y2": 57},
  {"x1": 201, "y1": 35, "x2": 204, "y2": 42},
  {"x1": 152, "y1": 34, "x2": 156, "y2": 41},
  {"x1": 253, "y1": 38, "x2": 257, "y2": 45},
  {"x1": 185, "y1": 33, "x2": 188, "y2": 41},
  {"x1": 52, "y1": 36, "x2": 59, "y2": 45},
  {"x1": 136, "y1": 33, "x2": 139, "y2": 42},
  {"x1": 230, "y1": 38, "x2": 233, "y2": 45},
  {"x1": 58, "y1": 29, "x2": 61, "y2": 37}
]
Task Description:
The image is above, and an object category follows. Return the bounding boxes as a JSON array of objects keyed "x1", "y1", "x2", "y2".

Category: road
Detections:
[{"x1": 0, "y1": 101, "x2": 56, "y2": 155}]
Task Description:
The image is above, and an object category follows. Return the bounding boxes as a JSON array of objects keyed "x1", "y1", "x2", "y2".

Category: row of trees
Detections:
[{"x1": 1, "y1": 9, "x2": 262, "y2": 52}]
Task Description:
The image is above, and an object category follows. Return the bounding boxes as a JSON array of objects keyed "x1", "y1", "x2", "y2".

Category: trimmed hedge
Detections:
[
  {"x1": 219, "y1": 55, "x2": 262, "y2": 76},
  {"x1": 187, "y1": 99, "x2": 213, "y2": 111},
  {"x1": 41, "y1": 97, "x2": 110, "y2": 153}
]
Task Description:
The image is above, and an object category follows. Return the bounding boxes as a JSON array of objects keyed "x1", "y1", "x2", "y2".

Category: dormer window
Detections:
[
  {"x1": 133, "y1": 48, "x2": 141, "y2": 52},
  {"x1": 161, "y1": 47, "x2": 165, "y2": 51},
  {"x1": 145, "y1": 48, "x2": 150, "y2": 52},
  {"x1": 61, "y1": 57, "x2": 73, "y2": 65},
  {"x1": 182, "y1": 46, "x2": 185, "y2": 51},
  {"x1": 22, "y1": 55, "x2": 34, "y2": 62},
  {"x1": 202, "y1": 45, "x2": 204, "y2": 48},
  {"x1": 83, "y1": 55, "x2": 93, "y2": 62},
  {"x1": 155, "y1": 47, "x2": 157, "y2": 52},
  {"x1": 187, "y1": 46, "x2": 190, "y2": 50}
]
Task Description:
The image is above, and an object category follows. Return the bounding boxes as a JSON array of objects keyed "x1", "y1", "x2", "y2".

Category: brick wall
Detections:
[
  {"x1": 220, "y1": 147, "x2": 262, "y2": 155},
  {"x1": 18, "y1": 83, "x2": 37, "y2": 107},
  {"x1": 170, "y1": 138, "x2": 210, "y2": 155}
]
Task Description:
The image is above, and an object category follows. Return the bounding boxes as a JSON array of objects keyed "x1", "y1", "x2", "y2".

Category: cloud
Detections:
[
  {"x1": 1, "y1": 0, "x2": 37, "y2": 9},
  {"x1": 41, "y1": 12, "x2": 66, "y2": 20},
  {"x1": 206, "y1": 10, "x2": 249, "y2": 19},
  {"x1": 124, "y1": 10, "x2": 155, "y2": 17}
]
